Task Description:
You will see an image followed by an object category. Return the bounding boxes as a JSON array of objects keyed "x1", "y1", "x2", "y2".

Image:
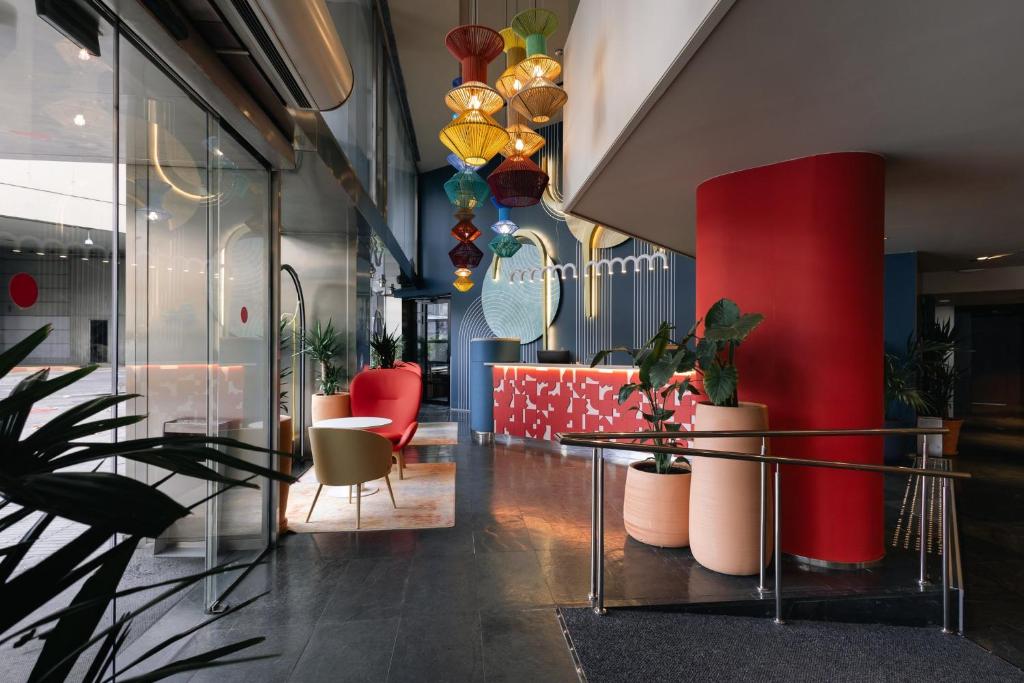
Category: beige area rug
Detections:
[
  {"x1": 285, "y1": 463, "x2": 455, "y2": 533},
  {"x1": 410, "y1": 422, "x2": 459, "y2": 445}
]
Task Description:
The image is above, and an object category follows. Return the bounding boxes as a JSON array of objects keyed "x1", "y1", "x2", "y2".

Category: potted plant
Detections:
[
  {"x1": 884, "y1": 335, "x2": 931, "y2": 462},
  {"x1": 302, "y1": 318, "x2": 351, "y2": 423},
  {"x1": 591, "y1": 321, "x2": 699, "y2": 547},
  {"x1": 918, "y1": 319, "x2": 963, "y2": 456},
  {"x1": 370, "y1": 325, "x2": 402, "y2": 369},
  {"x1": 689, "y1": 297, "x2": 768, "y2": 576}
]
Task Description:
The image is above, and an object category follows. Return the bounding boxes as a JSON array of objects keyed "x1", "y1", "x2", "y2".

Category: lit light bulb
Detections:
[
  {"x1": 59, "y1": 254, "x2": 67, "y2": 259},
  {"x1": 84, "y1": 232, "x2": 94, "y2": 246},
  {"x1": 514, "y1": 138, "x2": 525, "y2": 152},
  {"x1": 513, "y1": 79, "x2": 522, "y2": 91},
  {"x1": 36, "y1": 252, "x2": 44, "y2": 256},
  {"x1": 533, "y1": 66, "x2": 542, "y2": 77},
  {"x1": 78, "y1": 49, "x2": 91, "y2": 61},
  {"x1": 468, "y1": 95, "x2": 481, "y2": 110},
  {"x1": 73, "y1": 114, "x2": 86, "y2": 127},
  {"x1": 147, "y1": 211, "x2": 159, "y2": 221},
  {"x1": 12, "y1": 249, "x2": 21, "y2": 253}
]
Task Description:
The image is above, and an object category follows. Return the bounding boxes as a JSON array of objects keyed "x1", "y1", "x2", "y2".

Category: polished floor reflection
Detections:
[{"x1": 119, "y1": 408, "x2": 1023, "y2": 681}]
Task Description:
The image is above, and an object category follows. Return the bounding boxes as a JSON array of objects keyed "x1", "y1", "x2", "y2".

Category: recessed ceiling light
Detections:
[
  {"x1": 35, "y1": 251, "x2": 44, "y2": 256},
  {"x1": 147, "y1": 211, "x2": 159, "y2": 221},
  {"x1": 81, "y1": 257, "x2": 88, "y2": 261},
  {"x1": 976, "y1": 252, "x2": 1013, "y2": 261},
  {"x1": 59, "y1": 254, "x2": 67, "y2": 259},
  {"x1": 11, "y1": 249, "x2": 20, "y2": 253},
  {"x1": 78, "y1": 48, "x2": 91, "y2": 61},
  {"x1": 73, "y1": 114, "x2": 86, "y2": 127},
  {"x1": 214, "y1": 148, "x2": 224, "y2": 157},
  {"x1": 938, "y1": 299, "x2": 951, "y2": 303},
  {"x1": 102, "y1": 259, "x2": 109, "y2": 263}
]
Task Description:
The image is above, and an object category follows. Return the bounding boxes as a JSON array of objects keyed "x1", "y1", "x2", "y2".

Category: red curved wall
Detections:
[{"x1": 696, "y1": 152, "x2": 886, "y2": 564}]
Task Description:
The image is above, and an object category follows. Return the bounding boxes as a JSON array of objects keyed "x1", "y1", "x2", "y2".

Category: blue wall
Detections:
[
  {"x1": 884, "y1": 251, "x2": 918, "y2": 356},
  {"x1": 415, "y1": 125, "x2": 696, "y2": 409}
]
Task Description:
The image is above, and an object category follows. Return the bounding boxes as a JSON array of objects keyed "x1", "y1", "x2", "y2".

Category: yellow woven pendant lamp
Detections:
[
  {"x1": 511, "y1": 8, "x2": 562, "y2": 83},
  {"x1": 501, "y1": 116, "x2": 545, "y2": 158},
  {"x1": 496, "y1": 27, "x2": 526, "y2": 100},
  {"x1": 509, "y1": 8, "x2": 566, "y2": 124},
  {"x1": 445, "y1": 81, "x2": 504, "y2": 116},
  {"x1": 439, "y1": 109, "x2": 509, "y2": 167}
]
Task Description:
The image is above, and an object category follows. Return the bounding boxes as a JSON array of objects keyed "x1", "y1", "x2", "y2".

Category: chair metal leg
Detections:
[
  {"x1": 356, "y1": 481, "x2": 362, "y2": 529},
  {"x1": 397, "y1": 448, "x2": 405, "y2": 480},
  {"x1": 305, "y1": 484, "x2": 324, "y2": 523},
  {"x1": 384, "y1": 475, "x2": 397, "y2": 508}
]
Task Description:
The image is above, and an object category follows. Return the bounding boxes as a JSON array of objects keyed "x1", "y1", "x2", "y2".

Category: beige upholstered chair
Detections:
[{"x1": 306, "y1": 427, "x2": 396, "y2": 528}]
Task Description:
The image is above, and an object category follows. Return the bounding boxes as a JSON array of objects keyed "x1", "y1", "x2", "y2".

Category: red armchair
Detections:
[{"x1": 349, "y1": 368, "x2": 422, "y2": 479}]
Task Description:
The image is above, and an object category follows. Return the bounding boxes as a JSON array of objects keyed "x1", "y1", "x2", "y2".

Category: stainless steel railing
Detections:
[{"x1": 557, "y1": 427, "x2": 969, "y2": 634}]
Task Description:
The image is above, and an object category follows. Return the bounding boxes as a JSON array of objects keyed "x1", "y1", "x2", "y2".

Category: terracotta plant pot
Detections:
[
  {"x1": 311, "y1": 392, "x2": 351, "y2": 423},
  {"x1": 942, "y1": 418, "x2": 963, "y2": 456},
  {"x1": 622, "y1": 460, "x2": 691, "y2": 548},
  {"x1": 689, "y1": 402, "x2": 772, "y2": 576},
  {"x1": 278, "y1": 415, "x2": 293, "y2": 534}
]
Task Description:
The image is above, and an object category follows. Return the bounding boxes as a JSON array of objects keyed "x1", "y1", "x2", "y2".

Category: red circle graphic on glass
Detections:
[
  {"x1": 240, "y1": 306, "x2": 249, "y2": 324},
  {"x1": 9, "y1": 273, "x2": 38, "y2": 309}
]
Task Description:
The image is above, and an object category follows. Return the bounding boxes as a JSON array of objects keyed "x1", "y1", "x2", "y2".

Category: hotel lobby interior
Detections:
[{"x1": 2, "y1": 0, "x2": 1024, "y2": 680}]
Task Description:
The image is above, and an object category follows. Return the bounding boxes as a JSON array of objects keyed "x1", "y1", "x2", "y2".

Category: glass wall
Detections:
[
  {"x1": 387, "y1": 78, "x2": 417, "y2": 267},
  {"x1": 1, "y1": 2, "x2": 273, "y2": 676}
]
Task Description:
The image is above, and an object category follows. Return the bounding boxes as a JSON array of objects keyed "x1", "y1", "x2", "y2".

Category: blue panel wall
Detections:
[
  {"x1": 415, "y1": 125, "x2": 697, "y2": 409},
  {"x1": 884, "y1": 252, "x2": 918, "y2": 356}
]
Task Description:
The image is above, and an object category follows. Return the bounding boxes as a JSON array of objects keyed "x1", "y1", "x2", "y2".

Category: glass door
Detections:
[{"x1": 419, "y1": 297, "x2": 450, "y2": 404}]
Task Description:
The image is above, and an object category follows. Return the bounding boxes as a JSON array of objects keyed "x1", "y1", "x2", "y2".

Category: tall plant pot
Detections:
[
  {"x1": 278, "y1": 415, "x2": 293, "y2": 534},
  {"x1": 622, "y1": 460, "x2": 691, "y2": 548},
  {"x1": 311, "y1": 392, "x2": 351, "y2": 423},
  {"x1": 689, "y1": 402, "x2": 771, "y2": 575},
  {"x1": 942, "y1": 418, "x2": 963, "y2": 456}
]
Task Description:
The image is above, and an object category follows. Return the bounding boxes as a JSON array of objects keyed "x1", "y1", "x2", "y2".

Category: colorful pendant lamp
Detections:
[
  {"x1": 449, "y1": 240, "x2": 484, "y2": 270},
  {"x1": 490, "y1": 197, "x2": 519, "y2": 235},
  {"x1": 509, "y1": 9, "x2": 567, "y2": 124},
  {"x1": 495, "y1": 28, "x2": 526, "y2": 100},
  {"x1": 439, "y1": 25, "x2": 509, "y2": 167},
  {"x1": 487, "y1": 155, "x2": 549, "y2": 207},
  {"x1": 488, "y1": 196, "x2": 522, "y2": 258},
  {"x1": 444, "y1": 169, "x2": 490, "y2": 209},
  {"x1": 446, "y1": 152, "x2": 481, "y2": 173}
]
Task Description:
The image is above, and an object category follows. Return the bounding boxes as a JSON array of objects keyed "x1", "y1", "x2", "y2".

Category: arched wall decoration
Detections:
[
  {"x1": 454, "y1": 296, "x2": 494, "y2": 411},
  {"x1": 481, "y1": 240, "x2": 560, "y2": 347}
]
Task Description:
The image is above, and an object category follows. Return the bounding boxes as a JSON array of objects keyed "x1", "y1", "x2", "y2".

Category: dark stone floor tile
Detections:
[
  {"x1": 475, "y1": 551, "x2": 555, "y2": 611},
  {"x1": 319, "y1": 557, "x2": 411, "y2": 623},
  {"x1": 404, "y1": 553, "x2": 478, "y2": 614},
  {"x1": 388, "y1": 612, "x2": 483, "y2": 683},
  {"x1": 473, "y1": 526, "x2": 535, "y2": 553},
  {"x1": 288, "y1": 616, "x2": 399, "y2": 682},
  {"x1": 480, "y1": 608, "x2": 578, "y2": 682}
]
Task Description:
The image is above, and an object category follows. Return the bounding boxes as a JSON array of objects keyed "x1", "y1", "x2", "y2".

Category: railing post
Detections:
[
  {"x1": 774, "y1": 465, "x2": 784, "y2": 624},
  {"x1": 918, "y1": 435, "x2": 929, "y2": 588},
  {"x1": 941, "y1": 476, "x2": 951, "y2": 634},
  {"x1": 595, "y1": 447, "x2": 606, "y2": 615},
  {"x1": 589, "y1": 447, "x2": 598, "y2": 606},
  {"x1": 758, "y1": 437, "x2": 768, "y2": 596}
]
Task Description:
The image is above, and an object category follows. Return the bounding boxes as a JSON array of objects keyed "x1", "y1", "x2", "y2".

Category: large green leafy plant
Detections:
[
  {"x1": 0, "y1": 325, "x2": 294, "y2": 682},
  {"x1": 370, "y1": 327, "x2": 402, "y2": 369},
  {"x1": 884, "y1": 334, "x2": 931, "y2": 418},
  {"x1": 917, "y1": 319, "x2": 960, "y2": 420},
  {"x1": 301, "y1": 318, "x2": 342, "y2": 395},
  {"x1": 695, "y1": 298, "x2": 764, "y2": 407},
  {"x1": 591, "y1": 322, "x2": 699, "y2": 474}
]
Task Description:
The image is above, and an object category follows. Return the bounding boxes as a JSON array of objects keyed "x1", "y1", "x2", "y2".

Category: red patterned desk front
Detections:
[{"x1": 492, "y1": 364, "x2": 697, "y2": 441}]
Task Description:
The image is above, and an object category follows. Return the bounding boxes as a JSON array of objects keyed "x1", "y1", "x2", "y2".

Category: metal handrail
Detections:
[{"x1": 558, "y1": 426, "x2": 966, "y2": 635}]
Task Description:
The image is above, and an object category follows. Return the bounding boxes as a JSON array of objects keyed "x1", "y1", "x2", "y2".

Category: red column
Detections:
[{"x1": 696, "y1": 152, "x2": 886, "y2": 565}]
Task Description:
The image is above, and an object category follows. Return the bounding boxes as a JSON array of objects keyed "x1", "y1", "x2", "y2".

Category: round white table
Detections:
[
  {"x1": 313, "y1": 416, "x2": 393, "y2": 497},
  {"x1": 314, "y1": 416, "x2": 392, "y2": 430}
]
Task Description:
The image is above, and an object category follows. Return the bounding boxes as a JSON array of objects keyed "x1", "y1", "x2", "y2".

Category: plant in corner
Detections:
[
  {"x1": 689, "y1": 298, "x2": 770, "y2": 576},
  {"x1": 591, "y1": 321, "x2": 699, "y2": 548},
  {"x1": 301, "y1": 318, "x2": 350, "y2": 423},
  {"x1": 0, "y1": 325, "x2": 295, "y2": 682}
]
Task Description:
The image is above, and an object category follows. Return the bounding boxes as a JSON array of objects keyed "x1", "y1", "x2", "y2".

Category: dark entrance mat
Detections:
[{"x1": 559, "y1": 608, "x2": 1024, "y2": 682}]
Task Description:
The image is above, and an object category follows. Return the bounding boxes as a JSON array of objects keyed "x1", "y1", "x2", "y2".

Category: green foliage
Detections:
[
  {"x1": 917, "y1": 319, "x2": 960, "y2": 419},
  {"x1": 695, "y1": 298, "x2": 764, "y2": 407},
  {"x1": 591, "y1": 321, "x2": 699, "y2": 474},
  {"x1": 0, "y1": 325, "x2": 296, "y2": 682},
  {"x1": 301, "y1": 319, "x2": 344, "y2": 395},
  {"x1": 370, "y1": 327, "x2": 402, "y2": 369},
  {"x1": 884, "y1": 337, "x2": 931, "y2": 417},
  {"x1": 279, "y1": 316, "x2": 293, "y2": 413}
]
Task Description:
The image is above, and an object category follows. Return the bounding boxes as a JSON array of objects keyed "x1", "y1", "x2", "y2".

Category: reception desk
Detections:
[{"x1": 490, "y1": 363, "x2": 698, "y2": 440}]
